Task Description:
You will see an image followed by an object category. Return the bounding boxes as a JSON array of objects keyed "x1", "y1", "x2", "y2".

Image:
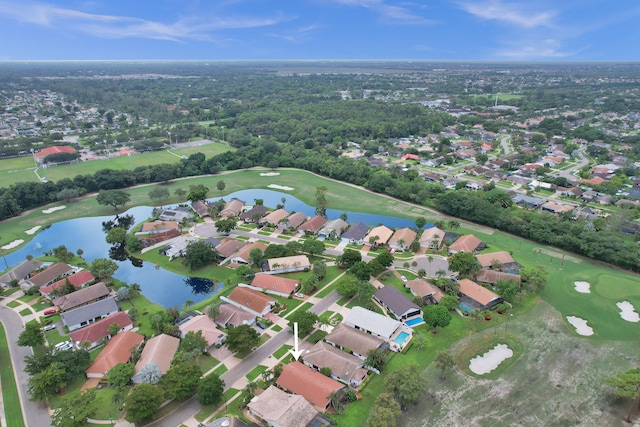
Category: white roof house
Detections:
[{"x1": 344, "y1": 306, "x2": 402, "y2": 341}]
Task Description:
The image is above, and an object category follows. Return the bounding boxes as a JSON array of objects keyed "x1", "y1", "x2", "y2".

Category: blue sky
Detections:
[{"x1": 1, "y1": 0, "x2": 639, "y2": 61}]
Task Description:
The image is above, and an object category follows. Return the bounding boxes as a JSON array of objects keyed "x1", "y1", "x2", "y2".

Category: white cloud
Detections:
[
  {"x1": 330, "y1": 0, "x2": 434, "y2": 25},
  {"x1": 459, "y1": 0, "x2": 555, "y2": 28},
  {"x1": 493, "y1": 39, "x2": 580, "y2": 59},
  {"x1": 267, "y1": 24, "x2": 322, "y2": 43},
  {"x1": 0, "y1": 1, "x2": 287, "y2": 41}
]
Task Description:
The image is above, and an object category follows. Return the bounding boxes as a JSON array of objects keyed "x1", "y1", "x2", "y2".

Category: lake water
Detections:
[{"x1": 2, "y1": 189, "x2": 430, "y2": 307}]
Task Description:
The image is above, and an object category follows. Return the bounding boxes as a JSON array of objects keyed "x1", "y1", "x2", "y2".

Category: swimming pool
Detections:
[
  {"x1": 393, "y1": 331, "x2": 411, "y2": 345},
  {"x1": 459, "y1": 303, "x2": 473, "y2": 313},
  {"x1": 405, "y1": 318, "x2": 425, "y2": 327}
]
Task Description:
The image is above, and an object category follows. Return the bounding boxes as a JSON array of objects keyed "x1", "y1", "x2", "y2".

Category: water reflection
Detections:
[{"x1": 184, "y1": 277, "x2": 223, "y2": 295}]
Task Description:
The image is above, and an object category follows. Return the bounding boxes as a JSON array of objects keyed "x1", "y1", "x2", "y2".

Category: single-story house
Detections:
[
  {"x1": 61, "y1": 297, "x2": 120, "y2": 332},
  {"x1": 363, "y1": 225, "x2": 394, "y2": 247},
  {"x1": 205, "y1": 417, "x2": 251, "y2": 427},
  {"x1": 278, "y1": 212, "x2": 307, "y2": 231},
  {"x1": 248, "y1": 385, "x2": 318, "y2": 427},
  {"x1": 318, "y1": 218, "x2": 349, "y2": 239},
  {"x1": 476, "y1": 270, "x2": 521, "y2": 287},
  {"x1": 160, "y1": 236, "x2": 197, "y2": 260},
  {"x1": 405, "y1": 279, "x2": 445, "y2": 305},
  {"x1": 132, "y1": 334, "x2": 180, "y2": 383},
  {"x1": 388, "y1": 228, "x2": 417, "y2": 251},
  {"x1": 458, "y1": 278, "x2": 503, "y2": 310},
  {"x1": 191, "y1": 201, "x2": 211, "y2": 218},
  {"x1": 220, "y1": 199, "x2": 244, "y2": 218},
  {"x1": 541, "y1": 201, "x2": 574, "y2": 215},
  {"x1": 178, "y1": 315, "x2": 226, "y2": 348},
  {"x1": 222, "y1": 286, "x2": 276, "y2": 317},
  {"x1": 40, "y1": 269, "x2": 95, "y2": 298},
  {"x1": 259, "y1": 209, "x2": 290, "y2": 227},
  {"x1": 0, "y1": 259, "x2": 43, "y2": 288},
  {"x1": 227, "y1": 242, "x2": 267, "y2": 265},
  {"x1": 52, "y1": 282, "x2": 111, "y2": 312},
  {"x1": 324, "y1": 323, "x2": 385, "y2": 360},
  {"x1": 302, "y1": 341, "x2": 369, "y2": 387},
  {"x1": 341, "y1": 223, "x2": 370, "y2": 245},
  {"x1": 419, "y1": 227, "x2": 445, "y2": 249},
  {"x1": 247, "y1": 275, "x2": 299, "y2": 298},
  {"x1": 216, "y1": 239, "x2": 248, "y2": 260},
  {"x1": 448, "y1": 235, "x2": 484, "y2": 254},
  {"x1": 238, "y1": 205, "x2": 270, "y2": 223},
  {"x1": 85, "y1": 330, "x2": 144, "y2": 378},
  {"x1": 345, "y1": 306, "x2": 402, "y2": 343},
  {"x1": 22, "y1": 262, "x2": 74, "y2": 290},
  {"x1": 512, "y1": 194, "x2": 545, "y2": 208},
  {"x1": 374, "y1": 286, "x2": 422, "y2": 321},
  {"x1": 138, "y1": 221, "x2": 179, "y2": 235},
  {"x1": 475, "y1": 252, "x2": 523, "y2": 272},
  {"x1": 34, "y1": 145, "x2": 76, "y2": 163},
  {"x1": 277, "y1": 362, "x2": 345, "y2": 410},
  {"x1": 69, "y1": 311, "x2": 133, "y2": 349},
  {"x1": 213, "y1": 303, "x2": 255, "y2": 328},
  {"x1": 298, "y1": 216, "x2": 328, "y2": 235},
  {"x1": 158, "y1": 207, "x2": 192, "y2": 222},
  {"x1": 264, "y1": 255, "x2": 311, "y2": 274}
]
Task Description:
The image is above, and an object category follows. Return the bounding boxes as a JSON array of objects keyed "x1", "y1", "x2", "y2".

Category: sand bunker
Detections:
[
  {"x1": 566, "y1": 316, "x2": 594, "y2": 336},
  {"x1": 1, "y1": 239, "x2": 24, "y2": 250},
  {"x1": 574, "y1": 281, "x2": 591, "y2": 294},
  {"x1": 42, "y1": 206, "x2": 66, "y2": 214},
  {"x1": 469, "y1": 343, "x2": 514, "y2": 375},
  {"x1": 616, "y1": 301, "x2": 640, "y2": 323},
  {"x1": 25, "y1": 226, "x2": 41, "y2": 235},
  {"x1": 260, "y1": 172, "x2": 280, "y2": 176},
  {"x1": 268, "y1": 184, "x2": 294, "y2": 191}
]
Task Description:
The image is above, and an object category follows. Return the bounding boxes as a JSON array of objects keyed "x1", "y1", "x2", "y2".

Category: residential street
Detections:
[{"x1": 0, "y1": 305, "x2": 52, "y2": 427}]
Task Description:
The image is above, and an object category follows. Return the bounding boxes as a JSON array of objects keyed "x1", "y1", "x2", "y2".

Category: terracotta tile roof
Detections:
[
  {"x1": 34, "y1": 145, "x2": 76, "y2": 158},
  {"x1": 178, "y1": 315, "x2": 226, "y2": 347},
  {"x1": 449, "y1": 235, "x2": 482, "y2": 253},
  {"x1": 227, "y1": 286, "x2": 275, "y2": 314},
  {"x1": 364, "y1": 225, "x2": 394, "y2": 245},
  {"x1": 405, "y1": 279, "x2": 444, "y2": 302},
  {"x1": 475, "y1": 252, "x2": 517, "y2": 269},
  {"x1": 458, "y1": 278, "x2": 501, "y2": 306},
  {"x1": 281, "y1": 212, "x2": 307, "y2": 229},
  {"x1": 276, "y1": 362, "x2": 344, "y2": 409},
  {"x1": 52, "y1": 282, "x2": 111, "y2": 311},
  {"x1": 388, "y1": 227, "x2": 417, "y2": 246},
  {"x1": 266, "y1": 255, "x2": 311, "y2": 271},
  {"x1": 298, "y1": 216, "x2": 327, "y2": 233},
  {"x1": 134, "y1": 334, "x2": 180, "y2": 378},
  {"x1": 419, "y1": 227, "x2": 445, "y2": 247},
  {"x1": 476, "y1": 270, "x2": 521, "y2": 285},
  {"x1": 221, "y1": 199, "x2": 244, "y2": 217},
  {"x1": 40, "y1": 270, "x2": 95, "y2": 295},
  {"x1": 260, "y1": 209, "x2": 289, "y2": 225},
  {"x1": 85, "y1": 330, "x2": 144, "y2": 376},
  {"x1": 69, "y1": 311, "x2": 133, "y2": 345},
  {"x1": 230, "y1": 242, "x2": 267, "y2": 263},
  {"x1": 214, "y1": 304, "x2": 255, "y2": 328},
  {"x1": 216, "y1": 239, "x2": 247, "y2": 258},
  {"x1": 250, "y1": 274, "x2": 298, "y2": 295},
  {"x1": 140, "y1": 221, "x2": 179, "y2": 233}
]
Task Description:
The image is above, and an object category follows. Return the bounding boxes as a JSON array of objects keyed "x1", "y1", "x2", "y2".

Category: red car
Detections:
[{"x1": 43, "y1": 308, "x2": 58, "y2": 316}]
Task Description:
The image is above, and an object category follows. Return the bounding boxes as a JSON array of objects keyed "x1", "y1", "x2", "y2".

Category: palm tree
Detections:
[
  {"x1": 448, "y1": 220, "x2": 461, "y2": 230},
  {"x1": 328, "y1": 390, "x2": 344, "y2": 413},
  {"x1": 206, "y1": 303, "x2": 220, "y2": 321},
  {"x1": 183, "y1": 300, "x2": 194, "y2": 311}
]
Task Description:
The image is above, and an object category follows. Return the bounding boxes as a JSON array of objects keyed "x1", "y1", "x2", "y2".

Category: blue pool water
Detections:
[
  {"x1": 394, "y1": 331, "x2": 411, "y2": 345},
  {"x1": 459, "y1": 303, "x2": 473, "y2": 313},
  {"x1": 405, "y1": 318, "x2": 425, "y2": 327}
]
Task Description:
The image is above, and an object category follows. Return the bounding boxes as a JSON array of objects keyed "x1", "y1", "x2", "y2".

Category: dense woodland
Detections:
[{"x1": 2, "y1": 62, "x2": 640, "y2": 271}]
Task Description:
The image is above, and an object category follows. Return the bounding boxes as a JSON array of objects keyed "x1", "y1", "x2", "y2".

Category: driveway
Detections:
[{"x1": 0, "y1": 305, "x2": 52, "y2": 427}]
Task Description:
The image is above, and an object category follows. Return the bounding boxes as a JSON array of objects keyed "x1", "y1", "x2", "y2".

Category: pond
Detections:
[{"x1": 2, "y1": 189, "x2": 429, "y2": 308}]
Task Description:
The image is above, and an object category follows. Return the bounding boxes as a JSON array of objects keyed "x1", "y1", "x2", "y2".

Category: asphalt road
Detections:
[{"x1": 0, "y1": 305, "x2": 52, "y2": 427}]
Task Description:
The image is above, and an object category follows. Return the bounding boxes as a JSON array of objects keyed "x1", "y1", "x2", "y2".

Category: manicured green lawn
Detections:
[
  {"x1": 272, "y1": 324, "x2": 282, "y2": 332},
  {"x1": 196, "y1": 355, "x2": 220, "y2": 374},
  {"x1": 0, "y1": 322, "x2": 26, "y2": 427},
  {"x1": 212, "y1": 364, "x2": 228, "y2": 376},
  {"x1": 245, "y1": 365, "x2": 268, "y2": 382},
  {"x1": 272, "y1": 344, "x2": 292, "y2": 360},
  {"x1": 19, "y1": 307, "x2": 32, "y2": 316},
  {"x1": 6, "y1": 301, "x2": 20, "y2": 308}
]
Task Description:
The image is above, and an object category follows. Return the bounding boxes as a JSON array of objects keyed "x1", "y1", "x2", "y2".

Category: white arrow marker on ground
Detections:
[{"x1": 289, "y1": 322, "x2": 303, "y2": 360}]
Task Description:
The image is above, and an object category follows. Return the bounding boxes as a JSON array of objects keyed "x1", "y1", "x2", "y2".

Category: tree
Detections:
[
  {"x1": 117, "y1": 285, "x2": 131, "y2": 303},
  {"x1": 315, "y1": 186, "x2": 328, "y2": 204},
  {"x1": 106, "y1": 227, "x2": 127, "y2": 245},
  {"x1": 521, "y1": 265, "x2": 548, "y2": 291},
  {"x1": 216, "y1": 180, "x2": 226, "y2": 194},
  {"x1": 161, "y1": 363, "x2": 202, "y2": 400},
  {"x1": 17, "y1": 322, "x2": 45, "y2": 347},
  {"x1": 248, "y1": 247, "x2": 264, "y2": 267},
  {"x1": 205, "y1": 303, "x2": 221, "y2": 322},
  {"x1": 107, "y1": 322, "x2": 121, "y2": 337},
  {"x1": 52, "y1": 245, "x2": 74, "y2": 262},
  {"x1": 495, "y1": 279, "x2": 519, "y2": 303},
  {"x1": 181, "y1": 330, "x2": 208, "y2": 354},
  {"x1": 126, "y1": 235, "x2": 142, "y2": 252},
  {"x1": 368, "y1": 393, "x2": 401, "y2": 427},
  {"x1": 447, "y1": 220, "x2": 461, "y2": 230},
  {"x1": 124, "y1": 383, "x2": 164, "y2": 424},
  {"x1": 107, "y1": 363, "x2": 135, "y2": 387},
  {"x1": 57, "y1": 188, "x2": 80, "y2": 202},
  {"x1": 139, "y1": 363, "x2": 163, "y2": 384},
  {"x1": 197, "y1": 374, "x2": 225, "y2": 406},
  {"x1": 28, "y1": 362, "x2": 67, "y2": 401},
  {"x1": 312, "y1": 260, "x2": 327, "y2": 280},
  {"x1": 434, "y1": 350, "x2": 455, "y2": 380},
  {"x1": 349, "y1": 261, "x2": 373, "y2": 281},
  {"x1": 439, "y1": 294, "x2": 459, "y2": 311},
  {"x1": 336, "y1": 249, "x2": 361, "y2": 269},
  {"x1": 183, "y1": 240, "x2": 217, "y2": 270},
  {"x1": 606, "y1": 368, "x2": 640, "y2": 422},
  {"x1": 413, "y1": 334, "x2": 428, "y2": 351},
  {"x1": 174, "y1": 187, "x2": 187, "y2": 199},
  {"x1": 423, "y1": 304, "x2": 452, "y2": 333},
  {"x1": 187, "y1": 184, "x2": 209, "y2": 202},
  {"x1": 51, "y1": 389, "x2": 97, "y2": 427},
  {"x1": 301, "y1": 239, "x2": 325, "y2": 256},
  {"x1": 214, "y1": 218, "x2": 237, "y2": 234},
  {"x1": 226, "y1": 324, "x2": 260, "y2": 354},
  {"x1": 448, "y1": 252, "x2": 481, "y2": 278},
  {"x1": 148, "y1": 186, "x2": 170, "y2": 202},
  {"x1": 90, "y1": 258, "x2": 119, "y2": 280},
  {"x1": 336, "y1": 274, "x2": 361, "y2": 298},
  {"x1": 415, "y1": 216, "x2": 427, "y2": 229},
  {"x1": 288, "y1": 311, "x2": 319, "y2": 338},
  {"x1": 365, "y1": 348, "x2": 387, "y2": 371},
  {"x1": 384, "y1": 363, "x2": 426, "y2": 407},
  {"x1": 97, "y1": 189, "x2": 131, "y2": 210}
]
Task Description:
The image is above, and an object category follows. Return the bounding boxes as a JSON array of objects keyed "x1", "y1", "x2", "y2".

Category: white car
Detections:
[
  {"x1": 43, "y1": 324, "x2": 56, "y2": 332},
  {"x1": 53, "y1": 341, "x2": 73, "y2": 353},
  {"x1": 400, "y1": 276, "x2": 407, "y2": 282},
  {"x1": 294, "y1": 292, "x2": 305, "y2": 298}
]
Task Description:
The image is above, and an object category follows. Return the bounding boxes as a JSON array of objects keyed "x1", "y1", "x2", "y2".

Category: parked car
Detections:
[
  {"x1": 43, "y1": 324, "x2": 56, "y2": 332},
  {"x1": 53, "y1": 341, "x2": 73, "y2": 354},
  {"x1": 256, "y1": 321, "x2": 266, "y2": 329},
  {"x1": 294, "y1": 292, "x2": 304, "y2": 298},
  {"x1": 400, "y1": 276, "x2": 407, "y2": 282},
  {"x1": 43, "y1": 308, "x2": 58, "y2": 316}
]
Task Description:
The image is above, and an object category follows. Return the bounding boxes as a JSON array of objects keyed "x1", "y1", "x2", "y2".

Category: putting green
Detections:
[{"x1": 592, "y1": 274, "x2": 640, "y2": 300}]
